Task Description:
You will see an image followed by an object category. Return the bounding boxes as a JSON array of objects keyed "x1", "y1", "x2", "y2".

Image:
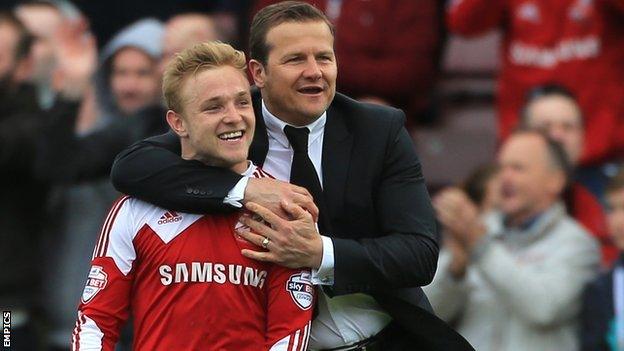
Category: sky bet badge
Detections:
[
  {"x1": 287, "y1": 272, "x2": 314, "y2": 310},
  {"x1": 81, "y1": 265, "x2": 108, "y2": 303}
]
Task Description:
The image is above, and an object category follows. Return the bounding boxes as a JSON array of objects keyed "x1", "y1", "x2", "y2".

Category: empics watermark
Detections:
[{"x1": 2, "y1": 311, "x2": 10, "y2": 348}]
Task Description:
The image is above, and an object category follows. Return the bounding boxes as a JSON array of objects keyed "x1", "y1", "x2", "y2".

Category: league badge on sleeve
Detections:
[
  {"x1": 286, "y1": 272, "x2": 314, "y2": 310},
  {"x1": 81, "y1": 265, "x2": 108, "y2": 304}
]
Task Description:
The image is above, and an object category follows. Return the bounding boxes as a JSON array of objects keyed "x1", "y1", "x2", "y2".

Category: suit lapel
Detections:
[
  {"x1": 322, "y1": 104, "x2": 353, "y2": 219},
  {"x1": 249, "y1": 88, "x2": 269, "y2": 166}
]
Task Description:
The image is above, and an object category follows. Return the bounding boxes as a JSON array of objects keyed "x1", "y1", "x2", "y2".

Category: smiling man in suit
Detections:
[{"x1": 110, "y1": 1, "x2": 472, "y2": 350}]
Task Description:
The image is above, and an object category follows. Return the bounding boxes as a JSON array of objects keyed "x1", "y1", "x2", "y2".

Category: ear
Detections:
[
  {"x1": 166, "y1": 110, "x2": 188, "y2": 138},
  {"x1": 248, "y1": 59, "x2": 266, "y2": 88},
  {"x1": 548, "y1": 170, "x2": 567, "y2": 196}
]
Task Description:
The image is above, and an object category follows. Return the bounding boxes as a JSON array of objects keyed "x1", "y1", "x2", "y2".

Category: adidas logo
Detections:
[{"x1": 158, "y1": 211, "x2": 182, "y2": 225}]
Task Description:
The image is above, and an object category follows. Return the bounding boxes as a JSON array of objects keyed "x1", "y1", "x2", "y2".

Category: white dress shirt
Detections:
[{"x1": 226, "y1": 100, "x2": 392, "y2": 349}]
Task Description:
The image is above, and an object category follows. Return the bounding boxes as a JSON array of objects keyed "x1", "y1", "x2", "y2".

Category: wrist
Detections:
[
  {"x1": 242, "y1": 177, "x2": 257, "y2": 204},
  {"x1": 465, "y1": 222, "x2": 487, "y2": 251},
  {"x1": 449, "y1": 260, "x2": 467, "y2": 280},
  {"x1": 311, "y1": 237, "x2": 323, "y2": 269}
]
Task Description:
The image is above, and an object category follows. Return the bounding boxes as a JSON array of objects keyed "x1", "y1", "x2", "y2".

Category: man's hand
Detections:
[
  {"x1": 236, "y1": 201, "x2": 323, "y2": 269},
  {"x1": 244, "y1": 177, "x2": 319, "y2": 221},
  {"x1": 445, "y1": 236, "x2": 469, "y2": 279},
  {"x1": 51, "y1": 17, "x2": 97, "y2": 101},
  {"x1": 433, "y1": 187, "x2": 486, "y2": 251}
]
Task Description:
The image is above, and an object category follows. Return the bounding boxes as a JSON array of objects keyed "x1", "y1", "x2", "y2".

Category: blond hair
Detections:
[{"x1": 162, "y1": 41, "x2": 247, "y2": 113}]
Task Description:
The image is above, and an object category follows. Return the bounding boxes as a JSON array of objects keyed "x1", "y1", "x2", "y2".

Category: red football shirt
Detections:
[{"x1": 72, "y1": 164, "x2": 314, "y2": 350}]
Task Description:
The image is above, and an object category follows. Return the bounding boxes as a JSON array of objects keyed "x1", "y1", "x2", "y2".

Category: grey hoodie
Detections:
[{"x1": 94, "y1": 18, "x2": 164, "y2": 128}]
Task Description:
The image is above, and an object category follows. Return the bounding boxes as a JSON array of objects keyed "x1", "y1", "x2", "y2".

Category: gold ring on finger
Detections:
[{"x1": 261, "y1": 236, "x2": 270, "y2": 249}]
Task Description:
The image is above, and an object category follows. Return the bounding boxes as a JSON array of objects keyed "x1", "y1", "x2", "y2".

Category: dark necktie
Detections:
[
  {"x1": 284, "y1": 125, "x2": 335, "y2": 302},
  {"x1": 283, "y1": 125, "x2": 330, "y2": 234}
]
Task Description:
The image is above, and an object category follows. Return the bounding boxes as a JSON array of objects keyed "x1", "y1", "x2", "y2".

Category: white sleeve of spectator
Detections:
[
  {"x1": 474, "y1": 236, "x2": 599, "y2": 327},
  {"x1": 423, "y1": 250, "x2": 470, "y2": 322},
  {"x1": 223, "y1": 177, "x2": 249, "y2": 208},
  {"x1": 311, "y1": 236, "x2": 334, "y2": 285}
]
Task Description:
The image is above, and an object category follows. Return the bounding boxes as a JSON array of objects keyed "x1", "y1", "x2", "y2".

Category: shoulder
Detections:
[
  {"x1": 551, "y1": 214, "x2": 600, "y2": 253},
  {"x1": 106, "y1": 196, "x2": 201, "y2": 239},
  {"x1": 330, "y1": 92, "x2": 406, "y2": 131}
]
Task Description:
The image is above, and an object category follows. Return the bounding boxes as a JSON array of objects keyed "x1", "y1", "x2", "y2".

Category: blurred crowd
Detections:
[{"x1": 0, "y1": 0, "x2": 623, "y2": 350}]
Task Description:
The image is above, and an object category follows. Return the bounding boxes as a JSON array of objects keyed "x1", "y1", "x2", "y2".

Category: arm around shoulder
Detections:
[{"x1": 110, "y1": 131, "x2": 242, "y2": 214}]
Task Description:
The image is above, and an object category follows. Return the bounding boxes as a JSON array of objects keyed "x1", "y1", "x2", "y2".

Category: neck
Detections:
[
  {"x1": 180, "y1": 141, "x2": 249, "y2": 174},
  {"x1": 506, "y1": 200, "x2": 554, "y2": 227},
  {"x1": 230, "y1": 160, "x2": 250, "y2": 174}
]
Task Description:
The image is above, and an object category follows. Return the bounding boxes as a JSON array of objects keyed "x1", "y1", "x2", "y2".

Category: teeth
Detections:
[
  {"x1": 300, "y1": 87, "x2": 322, "y2": 93},
  {"x1": 219, "y1": 131, "x2": 243, "y2": 140}
]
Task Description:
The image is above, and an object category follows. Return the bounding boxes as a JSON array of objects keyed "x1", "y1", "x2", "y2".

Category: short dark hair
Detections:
[
  {"x1": 606, "y1": 169, "x2": 624, "y2": 195},
  {"x1": 249, "y1": 1, "x2": 334, "y2": 65},
  {"x1": 520, "y1": 83, "x2": 583, "y2": 126},
  {"x1": 0, "y1": 11, "x2": 33, "y2": 62}
]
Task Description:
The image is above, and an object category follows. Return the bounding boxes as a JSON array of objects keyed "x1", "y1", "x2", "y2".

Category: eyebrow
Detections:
[{"x1": 198, "y1": 91, "x2": 251, "y2": 109}]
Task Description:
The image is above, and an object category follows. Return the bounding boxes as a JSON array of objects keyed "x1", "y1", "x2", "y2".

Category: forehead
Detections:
[
  {"x1": 112, "y1": 47, "x2": 153, "y2": 67},
  {"x1": 265, "y1": 20, "x2": 334, "y2": 55},
  {"x1": 180, "y1": 65, "x2": 250, "y2": 104},
  {"x1": 527, "y1": 95, "x2": 582, "y2": 125},
  {"x1": 498, "y1": 134, "x2": 548, "y2": 165}
]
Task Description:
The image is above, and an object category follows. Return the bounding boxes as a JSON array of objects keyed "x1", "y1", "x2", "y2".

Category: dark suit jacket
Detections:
[
  {"x1": 581, "y1": 265, "x2": 618, "y2": 351},
  {"x1": 111, "y1": 89, "x2": 473, "y2": 350}
]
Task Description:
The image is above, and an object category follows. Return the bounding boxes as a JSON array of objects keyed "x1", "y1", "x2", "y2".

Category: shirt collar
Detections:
[
  {"x1": 261, "y1": 99, "x2": 327, "y2": 149},
  {"x1": 240, "y1": 161, "x2": 255, "y2": 176}
]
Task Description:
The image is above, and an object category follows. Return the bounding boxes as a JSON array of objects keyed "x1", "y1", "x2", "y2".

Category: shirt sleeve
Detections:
[
  {"x1": 223, "y1": 176, "x2": 249, "y2": 208},
  {"x1": 72, "y1": 197, "x2": 136, "y2": 350},
  {"x1": 265, "y1": 266, "x2": 314, "y2": 351},
  {"x1": 311, "y1": 235, "x2": 335, "y2": 285}
]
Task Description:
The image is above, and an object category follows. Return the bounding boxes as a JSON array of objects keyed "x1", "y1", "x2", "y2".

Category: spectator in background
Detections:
[
  {"x1": 95, "y1": 18, "x2": 163, "y2": 123},
  {"x1": 161, "y1": 13, "x2": 219, "y2": 73},
  {"x1": 0, "y1": 11, "x2": 92, "y2": 349},
  {"x1": 447, "y1": 0, "x2": 624, "y2": 166},
  {"x1": 581, "y1": 169, "x2": 624, "y2": 351},
  {"x1": 15, "y1": 0, "x2": 65, "y2": 109},
  {"x1": 253, "y1": 0, "x2": 442, "y2": 125},
  {"x1": 522, "y1": 84, "x2": 616, "y2": 265},
  {"x1": 36, "y1": 18, "x2": 167, "y2": 350},
  {"x1": 425, "y1": 129, "x2": 599, "y2": 351}
]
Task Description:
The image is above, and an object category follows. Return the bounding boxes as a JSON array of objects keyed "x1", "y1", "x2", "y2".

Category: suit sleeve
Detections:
[
  {"x1": 446, "y1": 0, "x2": 506, "y2": 36},
  {"x1": 580, "y1": 277, "x2": 611, "y2": 351},
  {"x1": 110, "y1": 131, "x2": 242, "y2": 214},
  {"x1": 72, "y1": 197, "x2": 135, "y2": 350},
  {"x1": 265, "y1": 267, "x2": 313, "y2": 351},
  {"x1": 34, "y1": 113, "x2": 143, "y2": 184},
  {"x1": 332, "y1": 110, "x2": 439, "y2": 294}
]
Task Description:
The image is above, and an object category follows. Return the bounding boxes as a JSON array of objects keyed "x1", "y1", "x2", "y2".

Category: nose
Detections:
[
  {"x1": 222, "y1": 102, "x2": 244, "y2": 124},
  {"x1": 302, "y1": 57, "x2": 322, "y2": 80}
]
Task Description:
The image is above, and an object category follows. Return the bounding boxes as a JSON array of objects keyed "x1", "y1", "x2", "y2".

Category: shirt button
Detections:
[
  {"x1": 200, "y1": 191, "x2": 206, "y2": 195},
  {"x1": 192, "y1": 189, "x2": 200, "y2": 195},
  {"x1": 186, "y1": 188, "x2": 193, "y2": 194}
]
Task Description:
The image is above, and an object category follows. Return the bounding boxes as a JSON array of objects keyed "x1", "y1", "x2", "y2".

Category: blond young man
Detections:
[{"x1": 72, "y1": 42, "x2": 313, "y2": 351}]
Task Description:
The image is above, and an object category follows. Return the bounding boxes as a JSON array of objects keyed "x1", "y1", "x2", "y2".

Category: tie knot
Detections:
[{"x1": 284, "y1": 125, "x2": 310, "y2": 153}]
